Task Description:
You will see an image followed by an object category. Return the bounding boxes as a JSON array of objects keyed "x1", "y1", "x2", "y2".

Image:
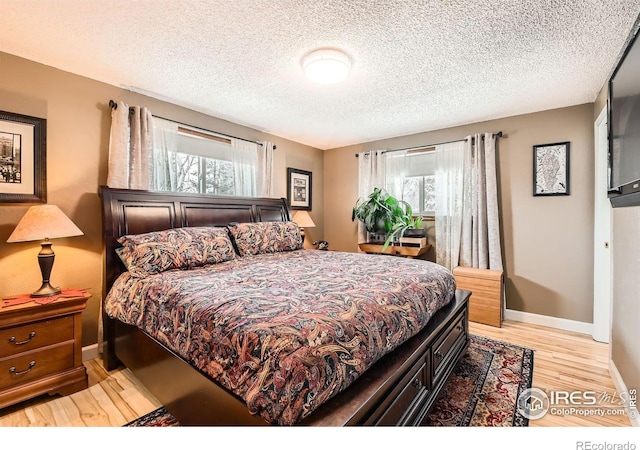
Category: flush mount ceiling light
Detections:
[{"x1": 302, "y1": 48, "x2": 351, "y2": 84}]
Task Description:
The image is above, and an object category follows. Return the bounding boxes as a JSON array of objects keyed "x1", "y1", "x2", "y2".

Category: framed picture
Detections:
[
  {"x1": 533, "y1": 141, "x2": 570, "y2": 196},
  {"x1": 0, "y1": 110, "x2": 47, "y2": 203},
  {"x1": 287, "y1": 167, "x2": 312, "y2": 210}
]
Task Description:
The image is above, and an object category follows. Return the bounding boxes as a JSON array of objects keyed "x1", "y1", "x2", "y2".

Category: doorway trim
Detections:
[{"x1": 593, "y1": 106, "x2": 612, "y2": 343}]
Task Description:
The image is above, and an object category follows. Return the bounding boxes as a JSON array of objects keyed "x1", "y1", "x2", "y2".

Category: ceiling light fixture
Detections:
[{"x1": 302, "y1": 48, "x2": 351, "y2": 84}]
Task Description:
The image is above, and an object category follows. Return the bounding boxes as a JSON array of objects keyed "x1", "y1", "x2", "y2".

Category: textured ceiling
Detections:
[{"x1": 1, "y1": 0, "x2": 640, "y2": 150}]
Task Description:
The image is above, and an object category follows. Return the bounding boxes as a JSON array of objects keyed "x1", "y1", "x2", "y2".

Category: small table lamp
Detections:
[
  {"x1": 292, "y1": 210, "x2": 315, "y2": 242},
  {"x1": 7, "y1": 205, "x2": 83, "y2": 297}
]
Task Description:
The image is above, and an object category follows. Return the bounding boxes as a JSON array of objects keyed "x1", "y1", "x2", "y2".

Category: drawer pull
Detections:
[
  {"x1": 9, "y1": 361, "x2": 36, "y2": 376},
  {"x1": 412, "y1": 378, "x2": 422, "y2": 389},
  {"x1": 434, "y1": 350, "x2": 443, "y2": 360},
  {"x1": 9, "y1": 332, "x2": 36, "y2": 345},
  {"x1": 455, "y1": 324, "x2": 463, "y2": 332}
]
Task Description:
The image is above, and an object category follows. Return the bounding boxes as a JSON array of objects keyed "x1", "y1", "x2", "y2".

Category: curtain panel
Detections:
[
  {"x1": 356, "y1": 150, "x2": 386, "y2": 244},
  {"x1": 107, "y1": 101, "x2": 153, "y2": 190},
  {"x1": 434, "y1": 141, "x2": 465, "y2": 270},
  {"x1": 230, "y1": 139, "x2": 259, "y2": 196},
  {"x1": 258, "y1": 141, "x2": 275, "y2": 198},
  {"x1": 459, "y1": 133, "x2": 503, "y2": 271}
]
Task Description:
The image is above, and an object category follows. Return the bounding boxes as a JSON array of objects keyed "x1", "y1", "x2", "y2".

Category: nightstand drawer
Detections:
[
  {"x1": 0, "y1": 343, "x2": 74, "y2": 390},
  {"x1": 0, "y1": 316, "x2": 74, "y2": 358}
]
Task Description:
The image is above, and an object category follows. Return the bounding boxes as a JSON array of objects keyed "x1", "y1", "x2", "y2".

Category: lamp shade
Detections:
[
  {"x1": 292, "y1": 210, "x2": 316, "y2": 228},
  {"x1": 7, "y1": 205, "x2": 83, "y2": 243}
]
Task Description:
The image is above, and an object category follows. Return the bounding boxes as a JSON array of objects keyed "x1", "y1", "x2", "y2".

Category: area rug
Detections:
[
  {"x1": 422, "y1": 334, "x2": 533, "y2": 426},
  {"x1": 125, "y1": 334, "x2": 533, "y2": 427}
]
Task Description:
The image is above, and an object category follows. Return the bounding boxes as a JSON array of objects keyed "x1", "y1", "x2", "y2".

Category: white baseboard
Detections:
[
  {"x1": 504, "y1": 308, "x2": 593, "y2": 335},
  {"x1": 609, "y1": 360, "x2": 640, "y2": 427},
  {"x1": 82, "y1": 343, "x2": 100, "y2": 362}
]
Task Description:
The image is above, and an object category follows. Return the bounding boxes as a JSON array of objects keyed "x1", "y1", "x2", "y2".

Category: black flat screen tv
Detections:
[{"x1": 609, "y1": 21, "x2": 640, "y2": 207}]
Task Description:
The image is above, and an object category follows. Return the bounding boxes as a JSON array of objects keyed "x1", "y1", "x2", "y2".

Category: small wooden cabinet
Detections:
[
  {"x1": 0, "y1": 294, "x2": 89, "y2": 409},
  {"x1": 452, "y1": 267, "x2": 503, "y2": 327}
]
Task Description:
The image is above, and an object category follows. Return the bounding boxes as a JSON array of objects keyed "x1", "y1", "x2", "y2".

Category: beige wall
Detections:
[
  {"x1": 325, "y1": 104, "x2": 595, "y2": 323},
  {"x1": 0, "y1": 52, "x2": 324, "y2": 346}
]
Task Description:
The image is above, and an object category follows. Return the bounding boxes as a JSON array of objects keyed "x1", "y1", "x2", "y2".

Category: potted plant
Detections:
[
  {"x1": 352, "y1": 187, "x2": 425, "y2": 250},
  {"x1": 351, "y1": 187, "x2": 395, "y2": 240}
]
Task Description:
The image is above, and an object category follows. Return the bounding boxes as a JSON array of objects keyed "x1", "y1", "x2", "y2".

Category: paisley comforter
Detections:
[{"x1": 104, "y1": 249, "x2": 456, "y2": 425}]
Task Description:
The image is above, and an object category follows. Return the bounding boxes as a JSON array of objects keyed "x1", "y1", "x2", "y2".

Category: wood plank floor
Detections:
[{"x1": 0, "y1": 319, "x2": 633, "y2": 427}]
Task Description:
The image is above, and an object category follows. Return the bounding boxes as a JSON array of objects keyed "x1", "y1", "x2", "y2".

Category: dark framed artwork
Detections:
[
  {"x1": 287, "y1": 167, "x2": 312, "y2": 210},
  {"x1": 533, "y1": 142, "x2": 570, "y2": 196},
  {"x1": 0, "y1": 110, "x2": 47, "y2": 203}
]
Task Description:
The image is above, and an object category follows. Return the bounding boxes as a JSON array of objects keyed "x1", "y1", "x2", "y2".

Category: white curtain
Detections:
[
  {"x1": 356, "y1": 150, "x2": 386, "y2": 244},
  {"x1": 152, "y1": 117, "x2": 179, "y2": 191},
  {"x1": 434, "y1": 141, "x2": 465, "y2": 270},
  {"x1": 257, "y1": 141, "x2": 275, "y2": 197},
  {"x1": 385, "y1": 150, "x2": 407, "y2": 201},
  {"x1": 459, "y1": 133, "x2": 503, "y2": 270},
  {"x1": 231, "y1": 139, "x2": 259, "y2": 196},
  {"x1": 107, "y1": 101, "x2": 153, "y2": 190}
]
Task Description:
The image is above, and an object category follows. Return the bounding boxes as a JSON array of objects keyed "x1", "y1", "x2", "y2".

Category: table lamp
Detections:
[
  {"x1": 292, "y1": 210, "x2": 315, "y2": 242},
  {"x1": 7, "y1": 205, "x2": 83, "y2": 297}
]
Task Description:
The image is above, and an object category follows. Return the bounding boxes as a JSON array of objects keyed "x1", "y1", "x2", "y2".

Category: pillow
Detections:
[
  {"x1": 227, "y1": 221, "x2": 303, "y2": 256},
  {"x1": 116, "y1": 227, "x2": 236, "y2": 277}
]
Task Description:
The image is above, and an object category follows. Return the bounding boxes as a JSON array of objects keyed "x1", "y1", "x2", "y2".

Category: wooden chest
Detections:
[{"x1": 452, "y1": 267, "x2": 503, "y2": 327}]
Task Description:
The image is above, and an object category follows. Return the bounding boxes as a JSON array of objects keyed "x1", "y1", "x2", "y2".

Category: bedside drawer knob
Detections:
[
  {"x1": 9, "y1": 361, "x2": 36, "y2": 376},
  {"x1": 9, "y1": 331, "x2": 36, "y2": 346},
  {"x1": 434, "y1": 350, "x2": 443, "y2": 360}
]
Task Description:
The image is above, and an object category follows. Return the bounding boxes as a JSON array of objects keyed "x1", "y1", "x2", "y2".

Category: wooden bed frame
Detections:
[{"x1": 99, "y1": 186, "x2": 470, "y2": 426}]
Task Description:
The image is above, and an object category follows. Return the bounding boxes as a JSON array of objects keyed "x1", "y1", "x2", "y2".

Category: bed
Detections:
[{"x1": 100, "y1": 186, "x2": 470, "y2": 426}]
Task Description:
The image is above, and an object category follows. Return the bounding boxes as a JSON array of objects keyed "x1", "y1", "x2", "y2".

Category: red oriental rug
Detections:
[{"x1": 125, "y1": 334, "x2": 533, "y2": 427}]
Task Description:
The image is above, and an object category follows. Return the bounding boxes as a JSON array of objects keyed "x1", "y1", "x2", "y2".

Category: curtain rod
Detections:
[
  {"x1": 108, "y1": 100, "x2": 273, "y2": 148},
  {"x1": 355, "y1": 131, "x2": 503, "y2": 157}
]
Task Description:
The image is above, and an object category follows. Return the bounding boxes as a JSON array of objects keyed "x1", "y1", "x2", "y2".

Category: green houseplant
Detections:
[
  {"x1": 352, "y1": 187, "x2": 425, "y2": 251},
  {"x1": 351, "y1": 187, "x2": 396, "y2": 236}
]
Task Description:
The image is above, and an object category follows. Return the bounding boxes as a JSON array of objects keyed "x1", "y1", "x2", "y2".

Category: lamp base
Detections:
[
  {"x1": 31, "y1": 240, "x2": 60, "y2": 297},
  {"x1": 30, "y1": 282, "x2": 61, "y2": 298}
]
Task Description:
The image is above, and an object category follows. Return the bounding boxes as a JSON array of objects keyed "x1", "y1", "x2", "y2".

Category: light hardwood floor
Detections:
[{"x1": 0, "y1": 320, "x2": 633, "y2": 427}]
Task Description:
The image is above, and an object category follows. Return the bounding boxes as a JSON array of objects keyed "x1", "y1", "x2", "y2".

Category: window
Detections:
[
  {"x1": 386, "y1": 148, "x2": 436, "y2": 216},
  {"x1": 402, "y1": 174, "x2": 436, "y2": 215},
  {"x1": 166, "y1": 152, "x2": 237, "y2": 195},
  {"x1": 152, "y1": 119, "x2": 258, "y2": 196}
]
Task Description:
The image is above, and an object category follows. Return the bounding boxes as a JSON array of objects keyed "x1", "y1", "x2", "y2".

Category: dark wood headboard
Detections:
[{"x1": 99, "y1": 186, "x2": 291, "y2": 297}]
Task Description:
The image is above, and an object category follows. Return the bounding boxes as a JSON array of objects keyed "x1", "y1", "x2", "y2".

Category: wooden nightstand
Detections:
[{"x1": 0, "y1": 293, "x2": 89, "y2": 409}]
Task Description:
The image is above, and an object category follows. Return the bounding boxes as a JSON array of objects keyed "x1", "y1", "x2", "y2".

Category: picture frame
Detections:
[
  {"x1": 287, "y1": 167, "x2": 312, "y2": 210},
  {"x1": 533, "y1": 141, "x2": 570, "y2": 196},
  {"x1": 0, "y1": 110, "x2": 47, "y2": 203}
]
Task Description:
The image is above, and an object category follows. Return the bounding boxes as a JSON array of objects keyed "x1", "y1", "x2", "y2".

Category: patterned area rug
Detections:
[
  {"x1": 125, "y1": 334, "x2": 533, "y2": 427},
  {"x1": 422, "y1": 334, "x2": 533, "y2": 426}
]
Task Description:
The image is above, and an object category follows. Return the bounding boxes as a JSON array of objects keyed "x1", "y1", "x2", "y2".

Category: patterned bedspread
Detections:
[{"x1": 104, "y1": 249, "x2": 456, "y2": 425}]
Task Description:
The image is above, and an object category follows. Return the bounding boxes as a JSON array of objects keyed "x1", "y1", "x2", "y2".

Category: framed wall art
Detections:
[
  {"x1": 0, "y1": 110, "x2": 47, "y2": 203},
  {"x1": 287, "y1": 167, "x2": 312, "y2": 210},
  {"x1": 533, "y1": 141, "x2": 570, "y2": 196}
]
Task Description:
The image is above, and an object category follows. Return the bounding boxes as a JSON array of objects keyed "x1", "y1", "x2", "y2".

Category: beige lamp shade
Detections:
[
  {"x1": 7, "y1": 205, "x2": 83, "y2": 243},
  {"x1": 7, "y1": 205, "x2": 83, "y2": 297},
  {"x1": 292, "y1": 210, "x2": 315, "y2": 228}
]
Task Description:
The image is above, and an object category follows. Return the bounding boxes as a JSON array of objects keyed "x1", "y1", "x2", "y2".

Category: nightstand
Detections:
[{"x1": 0, "y1": 293, "x2": 89, "y2": 409}]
